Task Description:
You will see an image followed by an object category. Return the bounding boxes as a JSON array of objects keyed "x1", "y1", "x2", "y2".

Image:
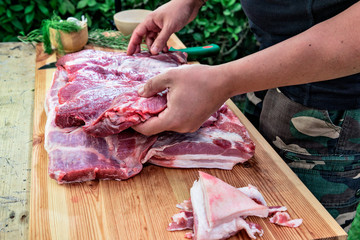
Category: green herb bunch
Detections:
[
  {"x1": 19, "y1": 26, "x2": 133, "y2": 52},
  {"x1": 41, "y1": 15, "x2": 83, "y2": 54},
  {"x1": 88, "y1": 29, "x2": 131, "y2": 50}
]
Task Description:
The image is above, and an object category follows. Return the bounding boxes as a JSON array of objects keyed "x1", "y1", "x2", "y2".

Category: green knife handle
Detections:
[{"x1": 169, "y1": 44, "x2": 220, "y2": 60}]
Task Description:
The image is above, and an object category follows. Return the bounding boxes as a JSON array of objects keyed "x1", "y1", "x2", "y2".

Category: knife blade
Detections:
[{"x1": 38, "y1": 62, "x2": 57, "y2": 70}]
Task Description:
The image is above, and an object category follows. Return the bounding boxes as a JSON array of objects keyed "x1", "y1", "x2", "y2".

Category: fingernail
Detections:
[
  {"x1": 151, "y1": 45, "x2": 159, "y2": 54},
  {"x1": 138, "y1": 86, "x2": 144, "y2": 96}
]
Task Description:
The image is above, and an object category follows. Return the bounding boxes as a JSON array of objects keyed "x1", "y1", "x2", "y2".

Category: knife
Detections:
[
  {"x1": 38, "y1": 62, "x2": 57, "y2": 70},
  {"x1": 38, "y1": 44, "x2": 220, "y2": 69}
]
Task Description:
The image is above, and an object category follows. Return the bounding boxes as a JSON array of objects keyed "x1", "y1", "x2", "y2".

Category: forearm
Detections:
[{"x1": 217, "y1": 2, "x2": 360, "y2": 97}]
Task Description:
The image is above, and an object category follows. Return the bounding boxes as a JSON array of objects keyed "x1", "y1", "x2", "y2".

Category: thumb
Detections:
[
  {"x1": 150, "y1": 26, "x2": 173, "y2": 54},
  {"x1": 138, "y1": 71, "x2": 171, "y2": 97},
  {"x1": 132, "y1": 106, "x2": 175, "y2": 135}
]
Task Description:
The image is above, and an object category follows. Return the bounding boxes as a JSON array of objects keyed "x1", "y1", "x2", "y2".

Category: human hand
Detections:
[
  {"x1": 127, "y1": 0, "x2": 203, "y2": 55},
  {"x1": 132, "y1": 64, "x2": 230, "y2": 135}
]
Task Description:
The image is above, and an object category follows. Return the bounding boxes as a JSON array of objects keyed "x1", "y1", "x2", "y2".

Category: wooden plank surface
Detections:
[
  {"x1": 29, "y1": 36, "x2": 347, "y2": 240},
  {"x1": 0, "y1": 42, "x2": 35, "y2": 240}
]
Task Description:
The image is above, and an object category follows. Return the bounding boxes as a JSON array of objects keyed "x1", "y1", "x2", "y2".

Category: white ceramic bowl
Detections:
[{"x1": 114, "y1": 9, "x2": 152, "y2": 36}]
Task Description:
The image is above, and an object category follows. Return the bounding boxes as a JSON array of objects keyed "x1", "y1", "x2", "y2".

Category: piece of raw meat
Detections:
[
  {"x1": 54, "y1": 50, "x2": 187, "y2": 137},
  {"x1": 168, "y1": 211, "x2": 194, "y2": 231},
  {"x1": 190, "y1": 172, "x2": 268, "y2": 240},
  {"x1": 269, "y1": 211, "x2": 303, "y2": 228},
  {"x1": 45, "y1": 68, "x2": 157, "y2": 184},
  {"x1": 168, "y1": 172, "x2": 303, "y2": 240},
  {"x1": 143, "y1": 106, "x2": 255, "y2": 169},
  {"x1": 198, "y1": 171, "x2": 268, "y2": 227},
  {"x1": 44, "y1": 50, "x2": 256, "y2": 184}
]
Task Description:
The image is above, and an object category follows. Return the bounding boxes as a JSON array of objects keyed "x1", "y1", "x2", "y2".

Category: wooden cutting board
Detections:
[{"x1": 29, "y1": 35, "x2": 347, "y2": 240}]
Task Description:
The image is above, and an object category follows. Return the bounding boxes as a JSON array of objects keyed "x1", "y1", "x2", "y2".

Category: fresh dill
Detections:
[
  {"x1": 87, "y1": 29, "x2": 131, "y2": 50},
  {"x1": 41, "y1": 16, "x2": 83, "y2": 54}
]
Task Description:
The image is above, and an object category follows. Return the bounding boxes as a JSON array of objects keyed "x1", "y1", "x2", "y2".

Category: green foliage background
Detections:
[{"x1": 0, "y1": 0, "x2": 258, "y2": 64}]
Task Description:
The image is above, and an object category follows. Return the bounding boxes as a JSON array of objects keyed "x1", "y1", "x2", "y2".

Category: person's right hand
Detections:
[
  {"x1": 132, "y1": 64, "x2": 231, "y2": 136},
  {"x1": 127, "y1": 0, "x2": 203, "y2": 55}
]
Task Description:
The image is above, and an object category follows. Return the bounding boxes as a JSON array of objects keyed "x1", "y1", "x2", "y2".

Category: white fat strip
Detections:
[
  {"x1": 268, "y1": 206, "x2": 288, "y2": 214},
  {"x1": 65, "y1": 53, "x2": 114, "y2": 66},
  {"x1": 176, "y1": 200, "x2": 192, "y2": 211},
  {"x1": 48, "y1": 146, "x2": 113, "y2": 165},
  {"x1": 209, "y1": 130, "x2": 245, "y2": 142},
  {"x1": 65, "y1": 58, "x2": 94, "y2": 66},
  {"x1": 148, "y1": 156, "x2": 247, "y2": 170},
  {"x1": 44, "y1": 109, "x2": 55, "y2": 152},
  {"x1": 162, "y1": 154, "x2": 246, "y2": 161},
  {"x1": 119, "y1": 58, "x2": 178, "y2": 71},
  {"x1": 172, "y1": 212, "x2": 188, "y2": 224},
  {"x1": 44, "y1": 71, "x2": 57, "y2": 114},
  {"x1": 269, "y1": 212, "x2": 303, "y2": 228},
  {"x1": 191, "y1": 180, "x2": 211, "y2": 239},
  {"x1": 238, "y1": 185, "x2": 267, "y2": 206}
]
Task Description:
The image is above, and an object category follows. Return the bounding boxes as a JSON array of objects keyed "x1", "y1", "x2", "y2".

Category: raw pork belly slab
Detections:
[
  {"x1": 45, "y1": 68, "x2": 157, "y2": 184},
  {"x1": 44, "y1": 50, "x2": 255, "y2": 184},
  {"x1": 54, "y1": 49, "x2": 187, "y2": 137},
  {"x1": 143, "y1": 106, "x2": 255, "y2": 169}
]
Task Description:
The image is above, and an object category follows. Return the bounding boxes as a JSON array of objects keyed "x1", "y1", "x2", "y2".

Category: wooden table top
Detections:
[
  {"x1": 0, "y1": 38, "x2": 348, "y2": 240},
  {"x1": 0, "y1": 42, "x2": 35, "y2": 239}
]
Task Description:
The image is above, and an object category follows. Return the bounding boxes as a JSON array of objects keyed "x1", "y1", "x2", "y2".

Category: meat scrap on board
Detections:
[
  {"x1": 168, "y1": 171, "x2": 303, "y2": 240},
  {"x1": 44, "y1": 50, "x2": 255, "y2": 184}
]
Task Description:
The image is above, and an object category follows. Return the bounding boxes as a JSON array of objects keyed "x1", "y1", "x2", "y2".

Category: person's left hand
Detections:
[
  {"x1": 132, "y1": 64, "x2": 230, "y2": 135},
  {"x1": 127, "y1": 0, "x2": 203, "y2": 55}
]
